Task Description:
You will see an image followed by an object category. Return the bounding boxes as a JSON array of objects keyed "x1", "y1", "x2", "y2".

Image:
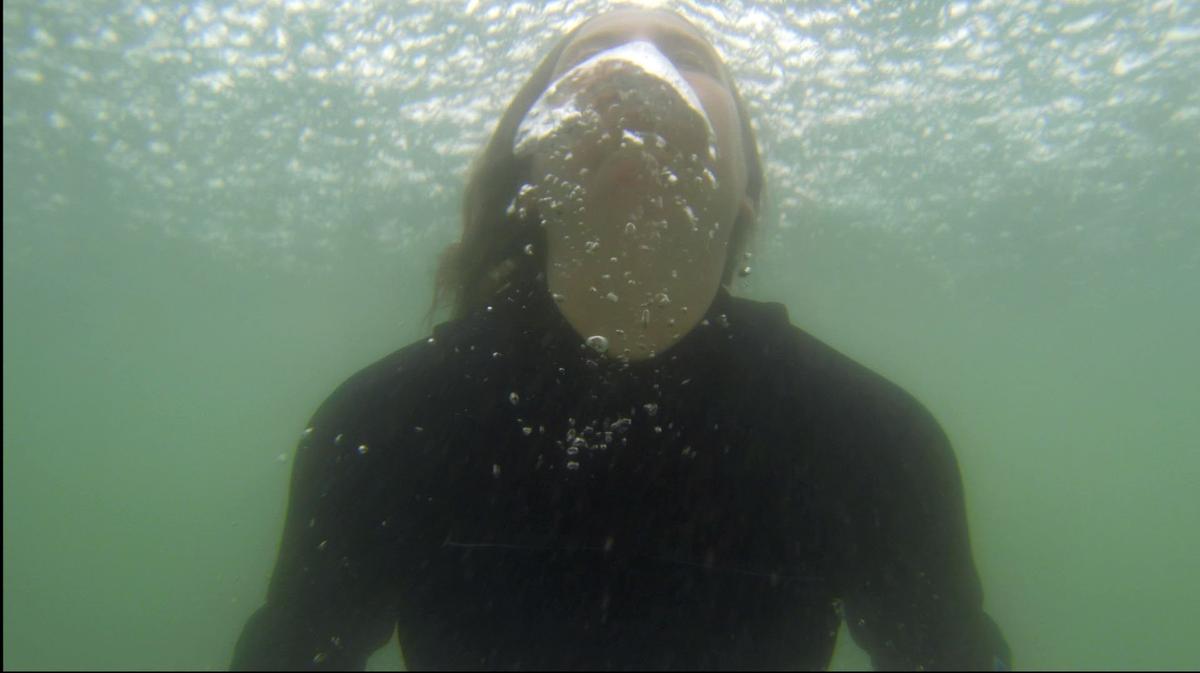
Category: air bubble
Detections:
[{"x1": 586, "y1": 335, "x2": 609, "y2": 353}]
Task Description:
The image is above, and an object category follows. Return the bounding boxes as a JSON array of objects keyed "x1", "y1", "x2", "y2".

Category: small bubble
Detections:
[
  {"x1": 739, "y1": 265, "x2": 752, "y2": 277},
  {"x1": 492, "y1": 464, "x2": 501, "y2": 477},
  {"x1": 313, "y1": 652, "x2": 327, "y2": 664},
  {"x1": 522, "y1": 426, "x2": 533, "y2": 435},
  {"x1": 524, "y1": 243, "x2": 535, "y2": 255},
  {"x1": 317, "y1": 540, "x2": 328, "y2": 551},
  {"x1": 357, "y1": 444, "x2": 369, "y2": 455},
  {"x1": 414, "y1": 426, "x2": 424, "y2": 433},
  {"x1": 302, "y1": 427, "x2": 314, "y2": 437},
  {"x1": 585, "y1": 240, "x2": 600, "y2": 253},
  {"x1": 509, "y1": 392, "x2": 520, "y2": 405},
  {"x1": 625, "y1": 222, "x2": 637, "y2": 235},
  {"x1": 586, "y1": 335, "x2": 609, "y2": 353},
  {"x1": 566, "y1": 460, "x2": 580, "y2": 470},
  {"x1": 427, "y1": 337, "x2": 436, "y2": 345},
  {"x1": 641, "y1": 309, "x2": 650, "y2": 327},
  {"x1": 643, "y1": 403, "x2": 658, "y2": 416},
  {"x1": 606, "y1": 292, "x2": 619, "y2": 303}
]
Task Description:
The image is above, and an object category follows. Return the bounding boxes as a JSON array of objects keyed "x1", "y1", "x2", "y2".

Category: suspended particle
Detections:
[
  {"x1": 522, "y1": 426, "x2": 533, "y2": 436},
  {"x1": 524, "y1": 243, "x2": 535, "y2": 256},
  {"x1": 739, "y1": 265, "x2": 752, "y2": 277},
  {"x1": 566, "y1": 460, "x2": 580, "y2": 470},
  {"x1": 606, "y1": 292, "x2": 619, "y2": 303},
  {"x1": 492, "y1": 464, "x2": 501, "y2": 477}
]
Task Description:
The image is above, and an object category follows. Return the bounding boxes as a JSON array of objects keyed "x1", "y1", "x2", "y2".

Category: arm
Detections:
[
  {"x1": 231, "y1": 390, "x2": 399, "y2": 671},
  {"x1": 837, "y1": 385, "x2": 1011, "y2": 671}
]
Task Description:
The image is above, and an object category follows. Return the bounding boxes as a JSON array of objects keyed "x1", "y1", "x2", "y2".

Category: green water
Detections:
[{"x1": 4, "y1": 0, "x2": 1198, "y2": 669}]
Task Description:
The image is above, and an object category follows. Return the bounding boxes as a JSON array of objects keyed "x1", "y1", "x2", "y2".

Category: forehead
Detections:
[{"x1": 570, "y1": 9, "x2": 711, "y2": 49}]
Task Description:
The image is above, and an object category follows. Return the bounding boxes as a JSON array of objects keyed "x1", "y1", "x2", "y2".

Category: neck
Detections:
[{"x1": 545, "y1": 256, "x2": 726, "y2": 362}]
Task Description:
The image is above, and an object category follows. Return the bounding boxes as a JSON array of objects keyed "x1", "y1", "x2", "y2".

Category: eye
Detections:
[
  {"x1": 564, "y1": 43, "x2": 605, "y2": 70},
  {"x1": 670, "y1": 49, "x2": 711, "y2": 74}
]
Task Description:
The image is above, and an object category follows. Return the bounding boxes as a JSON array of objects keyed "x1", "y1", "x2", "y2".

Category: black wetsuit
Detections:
[{"x1": 232, "y1": 278, "x2": 1010, "y2": 670}]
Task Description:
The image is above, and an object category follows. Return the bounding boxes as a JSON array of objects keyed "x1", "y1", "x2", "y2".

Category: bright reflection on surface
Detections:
[{"x1": 3, "y1": 0, "x2": 1198, "y2": 282}]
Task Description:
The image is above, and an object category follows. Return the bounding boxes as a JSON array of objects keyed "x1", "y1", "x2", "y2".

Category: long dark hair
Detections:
[{"x1": 430, "y1": 9, "x2": 764, "y2": 323}]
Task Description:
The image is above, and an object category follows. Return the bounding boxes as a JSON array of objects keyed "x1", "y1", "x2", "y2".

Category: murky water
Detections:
[{"x1": 4, "y1": 0, "x2": 1198, "y2": 669}]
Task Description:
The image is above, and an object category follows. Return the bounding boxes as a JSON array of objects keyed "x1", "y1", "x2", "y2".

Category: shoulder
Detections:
[
  {"x1": 308, "y1": 313, "x2": 488, "y2": 433},
  {"x1": 725, "y1": 294, "x2": 945, "y2": 448}
]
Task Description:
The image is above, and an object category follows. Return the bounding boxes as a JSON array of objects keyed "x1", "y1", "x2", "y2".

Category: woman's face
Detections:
[{"x1": 521, "y1": 8, "x2": 752, "y2": 361}]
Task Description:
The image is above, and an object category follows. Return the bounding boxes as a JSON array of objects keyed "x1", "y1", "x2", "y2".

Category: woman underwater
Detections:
[{"x1": 233, "y1": 7, "x2": 1010, "y2": 671}]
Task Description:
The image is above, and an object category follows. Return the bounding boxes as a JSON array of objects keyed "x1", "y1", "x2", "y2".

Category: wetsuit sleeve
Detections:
[
  {"x1": 231, "y1": 391, "x2": 398, "y2": 671},
  {"x1": 837, "y1": 386, "x2": 1011, "y2": 671}
]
